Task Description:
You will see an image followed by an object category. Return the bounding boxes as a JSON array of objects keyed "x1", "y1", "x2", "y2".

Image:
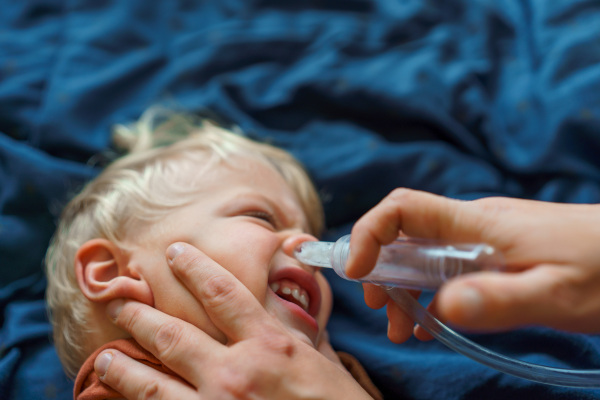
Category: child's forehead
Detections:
[
  {"x1": 127, "y1": 156, "x2": 309, "y2": 236},
  {"x1": 118, "y1": 150, "x2": 319, "y2": 240},
  {"x1": 164, "y1": 153, "x2": 295, "y2": 198}
]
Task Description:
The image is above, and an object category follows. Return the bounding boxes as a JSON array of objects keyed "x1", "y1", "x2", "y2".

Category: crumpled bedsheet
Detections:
[{"x1": 2, "y1": 1, "x2": 600, "y2": 399}]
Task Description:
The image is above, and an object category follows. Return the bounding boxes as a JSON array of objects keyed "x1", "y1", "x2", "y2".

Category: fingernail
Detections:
[
  {"x1": 107, "y1": 299, "x2": 124, "y2": 321},
  {"x1": 167, "y1": 242, "x2": 185, "y2": 264},
  {"x1": 458, "y1": 287, "x2": 483, "y2": 320},
  {"x1": 95, "y1": 351, "x2": 113, "y2": 379}
]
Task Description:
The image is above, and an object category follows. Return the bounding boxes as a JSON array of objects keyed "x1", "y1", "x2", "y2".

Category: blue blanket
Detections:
[{"x1": 2, "y1": 1, "x2": 600, "y2": 399}]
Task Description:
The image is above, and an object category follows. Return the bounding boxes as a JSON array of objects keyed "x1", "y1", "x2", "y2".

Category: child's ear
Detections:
[{"x1": 75, "y1": 239, "x2": 153, "y2": 306}]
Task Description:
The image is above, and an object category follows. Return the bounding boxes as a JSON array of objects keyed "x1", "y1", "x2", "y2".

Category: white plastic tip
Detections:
[{"x1": 294, "y1": 241, "x2": 334, "y2": 268}]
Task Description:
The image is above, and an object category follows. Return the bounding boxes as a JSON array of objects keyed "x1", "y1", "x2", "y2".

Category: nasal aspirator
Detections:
[
  {"x1": 294, "y1": 234, "x2": 503, "y2": 291},
  {"x1": 294, "y1": 235, "x2": 600, "y2": 389}
]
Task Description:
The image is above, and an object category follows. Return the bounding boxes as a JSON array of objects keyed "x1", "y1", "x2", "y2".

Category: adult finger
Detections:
[
  {"x1": 364, "y1": 283, "x2": 424, "y2": 343},
  {"x1": 167, "y1": 242, "x2": 284, "y2": 342},
  {"x1": 346, "y1": 189, "x2": 485, "y2": 278},
  {"x1": 437, "y1": 265, "x2": 600, "y2": 333},
  {"x1": 384, "y1": 289, "x2": 424, "y2": 343},
  {"x1": 362, "y1": 283, "x2": 388, "y2": 309},
  {"x1": 107, "y1": 299, "x2": 213, "y2": 385},
  {"x1": 95, "y1": 349, "x2": 196, "y2": 400},
  {"x1": 385, "y1": 298, "x2": 417, "y2": 343}
]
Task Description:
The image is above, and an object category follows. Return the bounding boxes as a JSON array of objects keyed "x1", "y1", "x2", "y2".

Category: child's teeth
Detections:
[
  {"x1": 299, "y1": 294, "x2": 308, "y2": 309},
  {"x1": 270, "y1": 279, "x2": 311, "y2": 311},
  {"x1": 292, "y1": 289, "x2": 309, "y2": 311}
]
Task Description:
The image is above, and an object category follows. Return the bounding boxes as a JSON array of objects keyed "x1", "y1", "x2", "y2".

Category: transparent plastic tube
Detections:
[
  {"x1": 294, "y1": 235, "x2": 600, "y2": 388},
  {"x1": 385, "y1": 287, "x2": 600, "y2": 388},
  {"x1": 294, "y1": 234, "x2": 504, "y2": 291}
]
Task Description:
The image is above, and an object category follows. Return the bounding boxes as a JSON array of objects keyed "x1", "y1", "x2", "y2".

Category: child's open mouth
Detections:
[
  {"x1": 270, "y1": 279, "x2": 310, "y2": 311},
  {"x1": 268, "y1": 267, "x2": 322, "y2": 318}
]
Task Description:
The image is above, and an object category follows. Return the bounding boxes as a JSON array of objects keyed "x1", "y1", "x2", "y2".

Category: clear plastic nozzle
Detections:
[
  {"x1": 296, "y1": 235, "x2": 600, "y2": 388},
  {"x1": 294, "y1": 234, "x2": 504, "y2": 291}
]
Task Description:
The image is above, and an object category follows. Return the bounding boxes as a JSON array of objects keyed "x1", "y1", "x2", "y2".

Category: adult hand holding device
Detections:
[{"x1": 346, "y1": 188, "x2": 600, "y2": 341}]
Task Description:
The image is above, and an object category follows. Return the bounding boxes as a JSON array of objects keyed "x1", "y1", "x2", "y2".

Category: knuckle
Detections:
[
  {"x1": 121, "y1": 303, "x2": 145, "y2": 333},
  {"x1": 204, "y1": 335, "x2": 299, "y2": 397},
  {"x1": 388, "y1": 188, "x2": 413, "y2": 203},
  {"x1": 214, "y1": 369, "x2": 256, "y2": 398},
  {"x1": 153, "y1": 321, "x2": 184, "y2": 360},
  {"x1": 202, "y1": 274, "x2": 238, "y2": 307},
  {"x1": 259, "y1": 332, "x2": 296, "y2": 357},
  {"x1": 139, "y1": 381, "x2": 161, "y2": 400}
]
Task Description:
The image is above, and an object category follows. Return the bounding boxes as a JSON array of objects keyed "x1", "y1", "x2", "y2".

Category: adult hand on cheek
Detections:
[
  {"x1": 94, "y1": 242, "x2": 371, "y2": 400},
  {"x1": 345, "y1": 188, "x2": 600, "y2": 341}
]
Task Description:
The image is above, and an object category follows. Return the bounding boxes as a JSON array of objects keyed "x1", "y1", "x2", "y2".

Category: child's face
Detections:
[{"x1": 122, "y1": 156, "x2": 332, "y2": 347}]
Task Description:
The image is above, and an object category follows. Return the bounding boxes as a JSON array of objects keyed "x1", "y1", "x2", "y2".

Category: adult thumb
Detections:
[{"x1": 437, "y1": 265, "x2": 593, "y2": 333}]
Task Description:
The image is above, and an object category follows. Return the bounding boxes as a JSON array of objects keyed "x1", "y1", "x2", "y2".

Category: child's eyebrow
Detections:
[{"x1": 220, "y1": 192, "x2": 306, "y2": 230}]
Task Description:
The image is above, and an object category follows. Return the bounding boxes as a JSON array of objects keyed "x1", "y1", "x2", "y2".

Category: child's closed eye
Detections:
[{"x1": 244, "y1": 210, "x2": 278, "y2": 228}]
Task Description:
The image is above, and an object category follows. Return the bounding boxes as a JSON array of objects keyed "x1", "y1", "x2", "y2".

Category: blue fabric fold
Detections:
[{"x1": 2, "y1": 1, "x2": 600, "y2": 399}]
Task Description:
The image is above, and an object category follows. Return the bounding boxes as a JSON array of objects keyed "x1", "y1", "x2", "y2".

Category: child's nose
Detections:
[{"x1": 281, "y1": 233, "x2": 319, "y2": 259}]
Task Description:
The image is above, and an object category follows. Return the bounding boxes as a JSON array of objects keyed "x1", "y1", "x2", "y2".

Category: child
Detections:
[{"x1": 44, "y1": 109, "x2": 382, "y2": 400}]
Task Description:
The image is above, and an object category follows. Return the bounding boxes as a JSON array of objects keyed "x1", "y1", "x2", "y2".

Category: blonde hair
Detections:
[{"x1": 45, "y1": 108, "x2": 324, "y2": 378}]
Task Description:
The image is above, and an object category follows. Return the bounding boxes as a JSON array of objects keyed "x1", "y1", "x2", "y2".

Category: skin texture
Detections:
[
  {"x1": 77, "y1": 157, "x2": 334, "y2": 349},
  {"x1": 79, "y1": 156, "x2": 373, "y2": 399},
  {"x1": 92, "y1": 184, "x2": 600, "y2": 398},
  {"x1": 345, "y1": 188, "x2": 600, "y2": 341},
  {"x1": 94, "y1": 243, "x2": 371, "y2": 400}
]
